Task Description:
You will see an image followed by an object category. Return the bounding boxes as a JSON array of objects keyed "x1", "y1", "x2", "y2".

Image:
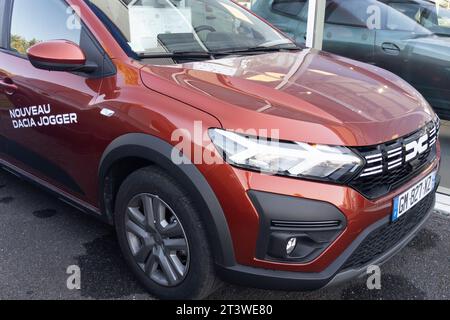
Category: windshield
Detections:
[{"x1": 89, "y1": 0, "x2": 294, "y2": 56}]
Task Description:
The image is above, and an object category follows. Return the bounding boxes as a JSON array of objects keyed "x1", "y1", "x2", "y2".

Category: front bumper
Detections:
[{"x1": 216, "y1": 177, "x2": 439, "y2": 291}]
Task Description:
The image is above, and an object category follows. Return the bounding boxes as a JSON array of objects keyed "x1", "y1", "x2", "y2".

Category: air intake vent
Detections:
[{"x1": 271, "y1": 220, "x2": 341, "y2": 230}]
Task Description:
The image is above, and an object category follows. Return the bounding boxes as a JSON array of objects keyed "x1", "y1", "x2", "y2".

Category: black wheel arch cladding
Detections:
[{"x1": 98, "y1": 133, "x2": 236, "y2": 267}]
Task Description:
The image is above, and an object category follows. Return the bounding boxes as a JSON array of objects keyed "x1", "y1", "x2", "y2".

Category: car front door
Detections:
[
  {"x1": 373, "y1": 3, "x2": 433, "y2": 80},
  {"x1": 323, "y1": 0, "x2": 376, "y2": 63},
  {"x1": 0, "y1": 0, "x2": 113, "y2": 202}
]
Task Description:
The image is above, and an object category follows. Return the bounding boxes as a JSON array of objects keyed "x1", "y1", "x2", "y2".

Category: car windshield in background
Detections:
[{"x1": 89, "y1": 0, "x2": 294, "y2": 57}]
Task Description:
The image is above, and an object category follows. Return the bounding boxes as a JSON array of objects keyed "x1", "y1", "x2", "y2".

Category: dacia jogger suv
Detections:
[{"x1": 0, "y1": 0, "x2": 441, "y2": 299}]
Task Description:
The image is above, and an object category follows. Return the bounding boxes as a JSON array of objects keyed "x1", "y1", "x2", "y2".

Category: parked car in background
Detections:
[
  {"x1": 252, "y1": 0, "x2": 450, "y2": 119},
  {"x1": 380, "y1": 0, "x2": 450, "y2": 36}
]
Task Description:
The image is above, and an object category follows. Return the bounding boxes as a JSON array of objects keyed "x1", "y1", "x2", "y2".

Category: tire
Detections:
[{"x1": 114, "y1": 166, "x2": 218, "y2": 299}]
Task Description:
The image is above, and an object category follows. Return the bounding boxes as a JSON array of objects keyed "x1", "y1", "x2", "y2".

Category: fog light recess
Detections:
[{"x1": 286, "y1": 238, "x2": 297, "y2": 255}]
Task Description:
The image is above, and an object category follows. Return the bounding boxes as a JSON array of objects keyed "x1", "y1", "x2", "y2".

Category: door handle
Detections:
[
  {"x1": 381, "y1": 42, "x2": 401, "y2": 55},
  {"x1": 0, "y1": 79, "x2": 18, "y2": 96}
]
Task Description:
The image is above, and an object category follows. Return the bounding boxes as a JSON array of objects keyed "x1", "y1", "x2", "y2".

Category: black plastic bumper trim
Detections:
[
  {"x1": 248, "y1": 190, "x2": 347, "y2": 263},
  {"x1": 218, "y1": 180, "x2": 439, "y2": 291}
]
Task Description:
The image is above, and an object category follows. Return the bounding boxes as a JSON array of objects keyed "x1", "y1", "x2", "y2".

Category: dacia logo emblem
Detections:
[{"x1": 405, "y1": 134, "x2": 429, "y2": 162}]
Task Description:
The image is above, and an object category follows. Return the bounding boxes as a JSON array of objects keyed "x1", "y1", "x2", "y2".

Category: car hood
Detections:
[{"x1": 140, "y1": 49, "x2": 434, "y2": 146}]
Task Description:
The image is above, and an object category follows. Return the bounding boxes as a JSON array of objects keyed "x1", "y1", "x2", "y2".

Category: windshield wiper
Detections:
[
  {"x1": 212, "y1": 45, "x2": 302, "y2": 56},
  {"x1": 138, "y1": 46, "x2": 302, "y2": 60},
  {"x1": 138, "y1": 51, "x2": 215, "y2": 60}
]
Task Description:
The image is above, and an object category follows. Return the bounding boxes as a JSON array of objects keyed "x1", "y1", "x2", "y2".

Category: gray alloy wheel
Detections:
[{"x1": 125, "y1": 193, "x2": 190, "y2": 287}]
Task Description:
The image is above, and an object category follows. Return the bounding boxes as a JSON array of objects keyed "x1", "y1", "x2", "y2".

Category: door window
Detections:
[
  {"x1": 272, "y1": 0, "x2": 307, "y2": 18},
  {"x1": 388, "y1": 3, "x2": 422, "y2": 22},
  {"x1": 326, "y1": 0, "x2": 370, "y2": 28},
  {"x1": 383, "y1": 3, "x2": 431, "y2": 33},
  {"x1": 388, "y1": 2, "x2": 450, "y2": 30},
  {"x1": 9, "y1": 0, "x2": 82, "y2": 55}
]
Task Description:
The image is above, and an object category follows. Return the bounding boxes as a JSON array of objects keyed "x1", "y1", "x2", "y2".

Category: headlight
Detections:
[
  {"x1": 434, "y1": 114, "x2": 441, "y2": 134},
  {"x1": 209, "y1": 129, "x2": 363, "y2": 183}
]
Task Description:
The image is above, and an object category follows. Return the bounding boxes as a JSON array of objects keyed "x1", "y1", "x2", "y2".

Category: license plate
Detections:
[{"x1": 392, "y1": 172, "x2": 436, "y2": 221}]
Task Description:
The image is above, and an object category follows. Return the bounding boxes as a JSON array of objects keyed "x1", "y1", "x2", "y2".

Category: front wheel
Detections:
[{"x1": 115, "y1": 167, "x2": 218, "y2": 299}]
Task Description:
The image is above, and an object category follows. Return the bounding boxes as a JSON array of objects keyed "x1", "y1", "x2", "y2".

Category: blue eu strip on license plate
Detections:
[{"x1": 392, "y1": 172, "x2": 436, "y2": 222}]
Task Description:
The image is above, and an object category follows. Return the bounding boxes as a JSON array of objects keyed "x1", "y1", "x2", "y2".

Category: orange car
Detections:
[{"x1": 0, "y1": 0, "x2": 441, "y2": 299}]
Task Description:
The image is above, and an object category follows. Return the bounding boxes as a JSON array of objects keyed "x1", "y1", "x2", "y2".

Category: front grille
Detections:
[
  {"x1": 342, "y1": 192, "x2": 435, "y2": 271},
  {"x1": 350, "y1": 121, "x2": 439, "y2": 199}
]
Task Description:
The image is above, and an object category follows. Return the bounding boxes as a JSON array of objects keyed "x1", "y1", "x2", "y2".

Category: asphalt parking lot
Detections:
[{"x1": 0, "y1": 169, "x2": 449, "y2": 300}]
